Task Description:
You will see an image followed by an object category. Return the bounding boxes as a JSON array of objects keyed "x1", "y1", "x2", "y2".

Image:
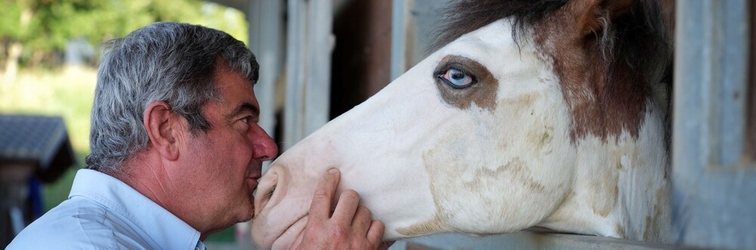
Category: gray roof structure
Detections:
[{"x1": 0, "y1": 114, "x2": 76, "y2": 183}]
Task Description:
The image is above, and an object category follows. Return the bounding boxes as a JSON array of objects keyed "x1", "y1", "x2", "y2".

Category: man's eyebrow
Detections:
[{"x1": 229, "y1": 102, "x2": 260, "y2": 118}]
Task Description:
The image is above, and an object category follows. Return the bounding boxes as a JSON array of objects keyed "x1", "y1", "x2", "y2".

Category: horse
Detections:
[{"x1": 250, "y1": 0, "x2": 674, "y2": 248}]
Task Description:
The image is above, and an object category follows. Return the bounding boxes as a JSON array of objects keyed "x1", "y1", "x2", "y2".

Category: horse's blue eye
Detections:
[{"x1": 440, "y1": 68, "x2": 474, "y2": 88}]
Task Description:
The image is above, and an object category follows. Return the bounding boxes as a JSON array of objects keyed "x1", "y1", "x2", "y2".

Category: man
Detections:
[{"x1": 8, "y1": 22, "x2": 387, "y2": 249}]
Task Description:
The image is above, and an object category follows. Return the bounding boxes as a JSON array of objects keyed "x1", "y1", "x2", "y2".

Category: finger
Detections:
[
  {"x1": 367, "y1": 219, "x2": 386, "y2": 247},
  {"x1": 309, "y1": 168, "x2": 340, "y2": 219},
  {"x1": 289, "y1": 228, "x2": 305, "y2": 250},
  {"x1": 332, "y1": 189, "x2": 360, "y2": 224},
  {"x1": 352, "y1": 205, "x2": 373, "y2": 234}
]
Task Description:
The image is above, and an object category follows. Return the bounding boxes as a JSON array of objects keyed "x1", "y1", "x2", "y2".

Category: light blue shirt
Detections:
[{"x1": 8, "y1": 169, "x2": 206, "y2": 250}]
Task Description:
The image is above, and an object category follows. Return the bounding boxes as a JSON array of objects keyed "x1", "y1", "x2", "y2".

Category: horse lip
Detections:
[
  {"x1": 284, "y1": 214, "x2": 307, "y2": 235},
  {"x1": 273, "y1": 213, "x2": 308, "y2": 248}
]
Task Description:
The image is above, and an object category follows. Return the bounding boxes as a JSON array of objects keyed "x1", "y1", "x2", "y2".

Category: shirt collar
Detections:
[{"x1": 70, "y1": 169, "x2": 203, "y2": 250}]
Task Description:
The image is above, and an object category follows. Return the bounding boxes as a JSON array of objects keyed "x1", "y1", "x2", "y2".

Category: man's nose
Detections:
[{"x1": 252, "y1": 129, "x2": 279, "y2": 161}]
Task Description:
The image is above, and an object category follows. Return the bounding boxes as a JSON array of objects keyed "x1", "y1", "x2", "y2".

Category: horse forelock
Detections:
[
  {"x1": 430, "y1": 0, "x2": 568, "y2": 53},
  {"x1": 432, "y1": 0, "x2": 673, "y2": 143}
]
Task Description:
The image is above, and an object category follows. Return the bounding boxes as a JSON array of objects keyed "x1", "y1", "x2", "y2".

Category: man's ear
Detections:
[{"x1": 144, "y1": 101, "x2": 180, "y2": 161}]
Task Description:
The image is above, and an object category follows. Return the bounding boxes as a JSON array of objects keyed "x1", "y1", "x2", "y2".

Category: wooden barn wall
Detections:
[
  {"x1": 749, "y1": 0, "x2": 756, "y2": 161},
  {"x1": 330, "y1": 0, "x2": 393, "y2": 119}
]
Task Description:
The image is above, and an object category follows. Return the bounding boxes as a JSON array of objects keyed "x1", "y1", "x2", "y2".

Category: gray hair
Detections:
[{"x1": 86, "y1": 22, "x2": 259, "y2": 173}]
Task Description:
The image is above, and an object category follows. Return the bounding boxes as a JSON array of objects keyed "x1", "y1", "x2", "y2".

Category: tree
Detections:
[{"x1": 0, "y1": 0, "x2": 247, "y2": 80}]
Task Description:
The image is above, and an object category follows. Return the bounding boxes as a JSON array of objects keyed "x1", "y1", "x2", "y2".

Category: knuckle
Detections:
[
  {"x1": 358, "y1": 206, "x2": 371, "y2": 218},
  {"x1": 340, "y1": 189, "x2": 359, "y2": 201},
  {"x1": 313, "y1": 189, "x2": 328, "y2": 199},
  {"x1": 372, "y1": 220, "x2": 386, "y2": 231},
  {"x1": 328, "y1": 225, "x2": 349, "y2": 239}
]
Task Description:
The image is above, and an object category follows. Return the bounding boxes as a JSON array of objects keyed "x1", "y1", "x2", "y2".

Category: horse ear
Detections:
[{"x1": 572, "y1": 0, "x2": 636, "y2": 36}]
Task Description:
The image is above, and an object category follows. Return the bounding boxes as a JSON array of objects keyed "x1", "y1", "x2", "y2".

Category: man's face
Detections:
[{"x1": 177, "y1": 64, "x2": 278, "y2": 234}]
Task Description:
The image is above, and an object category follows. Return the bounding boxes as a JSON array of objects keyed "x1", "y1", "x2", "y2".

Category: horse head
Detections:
[{"x1": 251, "y1": 0, "x2": 673, "y2": 249}]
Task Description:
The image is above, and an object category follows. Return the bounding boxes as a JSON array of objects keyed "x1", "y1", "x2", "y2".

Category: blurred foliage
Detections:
[{"x1": 0, "y1": 0, "x2": 248, "y2": 70}]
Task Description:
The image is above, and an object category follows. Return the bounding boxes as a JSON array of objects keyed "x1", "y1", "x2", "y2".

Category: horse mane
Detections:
[
  {"x1": 431, "y1": 0, "x2": 673, "y2": 142},
  {"x1": 430, "y1": 0, "x2": 567, "y2": 51}
]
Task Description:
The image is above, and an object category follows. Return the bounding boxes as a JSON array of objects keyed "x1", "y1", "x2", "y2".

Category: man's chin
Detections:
[
  {"x1": 227, "y1": 204, "x2": 255, "y2": 225},
  {"x1": 240, "y1": 207, "x2": 255, "y2": 222}
]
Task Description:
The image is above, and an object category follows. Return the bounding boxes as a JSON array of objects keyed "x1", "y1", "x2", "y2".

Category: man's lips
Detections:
[
  {"x1": 248, "y1": 176, "x2": 260, "y2": 215},
  {"x1": 248, "y1": 176, "x2": 260, "y2": 190}
]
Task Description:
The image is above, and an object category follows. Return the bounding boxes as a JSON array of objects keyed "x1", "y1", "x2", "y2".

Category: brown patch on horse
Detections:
[
  {"x1": 395, "y1": 150, "x2": 451, "y2": 236},
  {"x1": 588, "y1": 169, "x2": 619, "y2": 217},
  {"x1": 615, "y1": 223, "x2": 626, "y2": 238},
  {"x1": 532, "y1": 0, "x2": 668, "y2": 141},
  {"x1": 396, "y1": 216, "x2": 446, "y2": 236},
  {"x1": 643, "y1": 186, "x2": 669, "y2": 241},
  {"x1": 433, "y1": 55, "x2": 498, "y2": 111}
]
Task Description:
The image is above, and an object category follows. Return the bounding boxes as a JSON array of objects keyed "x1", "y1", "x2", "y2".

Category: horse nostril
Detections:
[
  {"x1": 265, "y1": 185, "x2": 276, "y2": 203},
  {"x1": 255, "y1": 170, "x2": 280, "y2": 214}
]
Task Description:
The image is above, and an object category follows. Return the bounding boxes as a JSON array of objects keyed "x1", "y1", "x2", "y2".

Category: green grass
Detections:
[{"x1": 1, "y1": 67, "x2": 237, "y2": 242}]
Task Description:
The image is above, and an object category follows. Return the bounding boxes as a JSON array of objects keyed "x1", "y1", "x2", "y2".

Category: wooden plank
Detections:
[
  {"x1": 390, "y1": 0, "x2": 452, "y2": 80},
  {"x1": 247, "y1": 0, "x2": 284, "y2": 169},
  {"x1": 393, "y1": 232, "x2": 680, "y2": 250},
  {"x1": 283, "y1": 0, "x2": 333, "y2": 150},
  {"x1": 672, "y1": 1, "x2": 756, "y2": 249}
]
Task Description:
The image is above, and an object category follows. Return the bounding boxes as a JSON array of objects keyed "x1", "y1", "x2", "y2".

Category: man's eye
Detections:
[{"x1": 238, "y1": 116, "x2": 254, "y2": 130}]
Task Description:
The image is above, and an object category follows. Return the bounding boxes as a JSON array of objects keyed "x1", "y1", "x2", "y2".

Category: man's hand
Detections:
[{"x1": 290, "y1": 168, "x2": 390, "y2": 250}]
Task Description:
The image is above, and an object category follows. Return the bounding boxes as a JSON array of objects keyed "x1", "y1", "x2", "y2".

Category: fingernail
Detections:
[{"x1": 327, "y1": 168, "x2": 338, "y2": 174}]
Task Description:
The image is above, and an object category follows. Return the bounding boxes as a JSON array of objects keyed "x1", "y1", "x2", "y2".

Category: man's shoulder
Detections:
[
  {"x1": 7, "y1": 198, "x2": 141, "y2": 249},
  {"x1": 33, "y1": 196, "x2": 111, "y2": 226},
  {"x1": 8, "y1": 200, "x2": 118, "y2": 249},
  {"x1": 7, "y1": 230, "x2": 118, "y2": 250}
]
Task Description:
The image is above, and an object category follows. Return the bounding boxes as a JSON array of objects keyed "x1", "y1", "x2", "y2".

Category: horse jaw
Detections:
[{"x1": 538, "y1": 102, "x2": 672, "y2": 242}]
